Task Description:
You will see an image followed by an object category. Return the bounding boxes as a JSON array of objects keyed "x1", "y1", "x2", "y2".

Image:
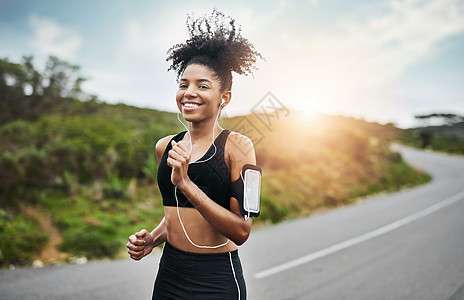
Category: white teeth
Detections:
[{"x1": 184, "y1": 103, "x2": 200, "y2": 108}]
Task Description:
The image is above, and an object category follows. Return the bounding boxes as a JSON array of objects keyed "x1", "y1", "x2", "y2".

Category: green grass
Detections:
[
  {"x1": 0, "y1": 210, "x2": 48, "y2": 266},
  {"x1": 38, "y1": 184, "x2": 165, "y2": 260}
]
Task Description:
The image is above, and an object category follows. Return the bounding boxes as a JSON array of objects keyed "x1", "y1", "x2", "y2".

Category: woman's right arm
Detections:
[{"x1": 126, "y1": 135, "x2": 173, "y2": 261}]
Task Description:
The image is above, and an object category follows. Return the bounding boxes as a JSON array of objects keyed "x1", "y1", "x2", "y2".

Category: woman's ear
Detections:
[{"x1": 221, "y1": 90, "x2": 232, "y2": 107}]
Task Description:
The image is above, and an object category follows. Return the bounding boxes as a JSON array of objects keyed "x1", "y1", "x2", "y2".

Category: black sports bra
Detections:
[{"x1": 157, "y1": 130, "x2": 231, "y2": 209}]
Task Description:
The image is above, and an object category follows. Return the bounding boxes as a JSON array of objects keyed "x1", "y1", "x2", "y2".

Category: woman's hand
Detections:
[
  {"x1": 167, "y1": 140, "x2": 191, "y2": 190},
  {"x1": 126, "y1": 229, "x2": 155, "y2": 261}
]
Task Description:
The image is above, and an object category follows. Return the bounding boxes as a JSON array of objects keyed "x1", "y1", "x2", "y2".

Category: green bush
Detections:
[
  {"x1": 0, "y1": 212, "x2": 48, "y2": 266},
  {"x1": 259, "y1": 195, "x2": 288, "y2": 224},
  {"x1": 0, "y1": 153, "x2": 24, "y2": 207},
  {"x1": 58, "y1": 221, "x2": 120, "y2": 259},
  {"x1": 0, "y1": 120, "x2": 37, "y2": 152},
  {"x1": 18, "y1": 147, "x2": 53, "y2": 189},
  {"x1": 102, "y1": 175, "x2": 128, "y2": 199},
  {"x1": 383, "y1": 158, "x2": 430, "y2": 189}
]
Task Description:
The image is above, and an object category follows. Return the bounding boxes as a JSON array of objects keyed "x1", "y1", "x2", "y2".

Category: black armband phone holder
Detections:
[{"x1": 230, "y1": 164, "x2": 262, "y2": 218}]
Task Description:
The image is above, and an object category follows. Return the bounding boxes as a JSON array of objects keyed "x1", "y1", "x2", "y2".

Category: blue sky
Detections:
[{"x1": 1, "y1": 0, "x2": 463, "y2": 128}]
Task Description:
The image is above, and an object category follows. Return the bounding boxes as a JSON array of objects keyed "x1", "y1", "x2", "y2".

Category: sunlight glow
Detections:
[{"x1": 294, "y1": 107, "x2": 320, "y2": 128}]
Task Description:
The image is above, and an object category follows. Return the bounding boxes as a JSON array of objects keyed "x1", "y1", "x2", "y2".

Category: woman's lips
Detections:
[{"x1": 183, "y1": 102, "x2": 202, "y2": 111}]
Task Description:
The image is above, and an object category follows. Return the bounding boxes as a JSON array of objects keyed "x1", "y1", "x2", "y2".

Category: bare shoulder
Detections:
[
  {"x1": 226, "y1": 131, "x2": 256, "y2": 180},
  {"x1": 155, "y1": 135, "x2": 175, "y2": 163},
  {"x1": 227, "y1": 130, "x2": 253, "y2": 149}
]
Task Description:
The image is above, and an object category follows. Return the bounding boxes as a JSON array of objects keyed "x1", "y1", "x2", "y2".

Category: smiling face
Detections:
[{"x1": 176, "y1": 64, "x2": 227, "y2": 123}]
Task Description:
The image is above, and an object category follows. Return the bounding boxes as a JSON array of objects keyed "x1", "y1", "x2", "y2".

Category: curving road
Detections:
[
  {"x1": 242, "y1": 145, "x2": 464, "y2": 300},
  {"x1": 1, "y1": 145, "x2": 464, "y2": 299}
]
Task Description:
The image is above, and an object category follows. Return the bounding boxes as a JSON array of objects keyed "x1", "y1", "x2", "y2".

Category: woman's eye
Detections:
[
  {"x1": 179, "y1": 84, "x2": 187, "y2": 88},
  {"x1": 199, "y1": 85, "x2": 209, "y2": 89}
]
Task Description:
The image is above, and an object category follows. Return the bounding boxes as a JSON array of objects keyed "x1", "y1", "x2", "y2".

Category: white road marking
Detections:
[{"x1": 254, "y1": 189, "x2": 464, "y2": 279}]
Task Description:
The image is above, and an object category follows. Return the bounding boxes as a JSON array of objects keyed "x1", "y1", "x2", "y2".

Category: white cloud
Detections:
[
  {"x1": 285, "y1": 0, "x2": 464, "y2": 87},
  {"x1": 28, "y1": 0, "x2": 460, "y2": 127},
  {"x1": 246, "y1": 0, "x2": 464, "y2": 126},
  {"x1": 81, "y1": 4, "x2": 287, "y2": 112},
  {"x1": 29, "y1": 15, "x2": 82, "y2": 60},
  {"x1": 122, "y1": 18, "x2": 185, "y2": 57},
  {"x1": 82, "y1": 14, "x2": 186, "y2": 110}
]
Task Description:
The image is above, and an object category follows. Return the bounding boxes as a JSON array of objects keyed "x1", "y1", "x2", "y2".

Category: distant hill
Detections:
[
  {"x1": 415, "y1": 122, "x2": 464, "y2": 137},
  {"x1": 401, "y1": 118, "x2": 464, "y2": 154}
]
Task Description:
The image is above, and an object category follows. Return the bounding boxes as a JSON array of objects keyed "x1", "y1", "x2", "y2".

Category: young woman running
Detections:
[{"x1": 126, "y1": 9, "x2": 263, "y2": 299}]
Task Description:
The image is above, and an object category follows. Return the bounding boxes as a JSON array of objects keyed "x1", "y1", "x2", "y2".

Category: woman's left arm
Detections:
[{"x1": 167, "y1": 133, "x2": 255, "y2": 245}]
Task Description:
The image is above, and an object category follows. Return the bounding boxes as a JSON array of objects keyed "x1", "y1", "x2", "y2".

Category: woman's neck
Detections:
[{"x1": 187, "y1": 119, "x2": 222, "y2": 143}]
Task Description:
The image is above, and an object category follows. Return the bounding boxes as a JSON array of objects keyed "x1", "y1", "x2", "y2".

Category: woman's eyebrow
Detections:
[
  {"x1": 197, "y1": 79, "x2": 212, "y2": 83},
  {"x1": 180, "y1": 78, "x2": 212, "y2": 83}
]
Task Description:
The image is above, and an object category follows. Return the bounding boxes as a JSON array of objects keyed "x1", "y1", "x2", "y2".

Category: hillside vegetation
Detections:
[
  {"x1": 400, "y1": 113, "x2": 464, "y2": 155},
  {"x1": 0, "y1": 56, "x2": 429, "y2": 267},
  {"x1": 223, "y1": 112, "x2": 430, "y2": 222}
]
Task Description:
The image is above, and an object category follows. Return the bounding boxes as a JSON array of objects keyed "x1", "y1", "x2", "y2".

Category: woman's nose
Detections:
[{"x1": 184, "y1": 87, "x2": 197, "y2": 98}]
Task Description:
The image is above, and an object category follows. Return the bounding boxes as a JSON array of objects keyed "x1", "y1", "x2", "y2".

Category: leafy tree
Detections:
[
  {"x1": 0, "y1": 56, "x2": 88, "y2": 123},
  {"x1": 42, "y1": 56, "x2": 83, "y2": 99},
  {"x1": 415, "y1": 113, "x2": 464, "y2": 126},
  {"x1": 0, "y1": 58, "x2": 28, "y2": 122},
  {"x1": 22, "y1": 56, "x2": 42, "y2": 97}
]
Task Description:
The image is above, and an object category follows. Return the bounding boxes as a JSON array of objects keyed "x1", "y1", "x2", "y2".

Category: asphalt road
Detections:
[{"x1": 1, "y1": 145, "x2": 463, "y2": 300}]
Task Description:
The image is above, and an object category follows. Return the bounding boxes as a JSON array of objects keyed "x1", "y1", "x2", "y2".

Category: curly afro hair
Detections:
[{"x1": 166, "y1": 8, "x2": 263, "y2": 91}]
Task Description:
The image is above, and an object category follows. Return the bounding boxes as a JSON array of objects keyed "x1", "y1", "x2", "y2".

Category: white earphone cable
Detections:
[
  {"x1": 175, "y1": 102, "x2": 230, "y2": 248},
  {"x1": 174, "y1": 185, "x2": 230, "y2": 249},
  {"x1": 175, "y1": 100, "x2": 241, "y2": 299}
]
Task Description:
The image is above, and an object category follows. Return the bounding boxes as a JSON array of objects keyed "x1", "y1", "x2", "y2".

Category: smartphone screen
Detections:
[{"x1": 244, "y1": 169, "x2": 261, "y2": 213}]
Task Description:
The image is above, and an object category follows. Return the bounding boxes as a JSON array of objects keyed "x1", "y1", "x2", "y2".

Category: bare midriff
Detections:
[{"x1": 164, "y1": 206, "x2": 238, "y2": 253}]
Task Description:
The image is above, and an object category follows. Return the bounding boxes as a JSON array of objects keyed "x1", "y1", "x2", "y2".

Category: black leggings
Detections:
[{"x1": 152, "y1": 242, "x2": 246, "y2": 300}]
